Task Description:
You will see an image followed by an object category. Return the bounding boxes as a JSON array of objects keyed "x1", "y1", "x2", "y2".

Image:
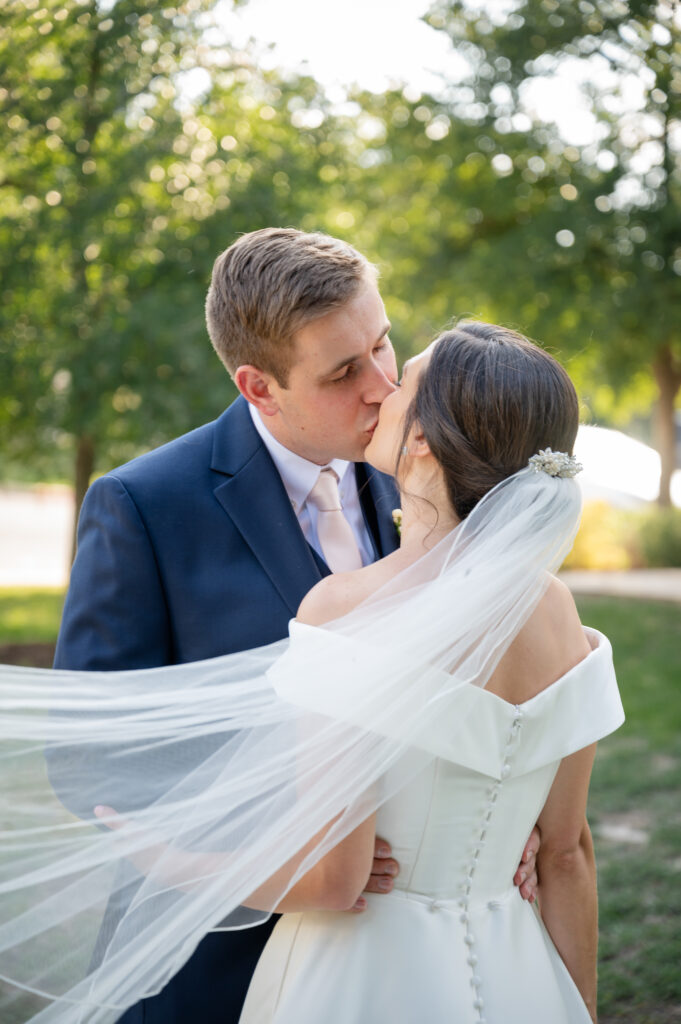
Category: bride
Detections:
[{"x1": 0, "y1": 322, "x2": 623, "y2": 1024}]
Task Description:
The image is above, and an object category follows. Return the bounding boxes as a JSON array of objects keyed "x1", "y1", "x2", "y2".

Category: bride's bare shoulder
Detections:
[
  {"x1": 296, "y1": 554, "x2": 403, "y2": 627},
  {"x1": 486, "y1": 575, "x2": 592, "y2": 703},
  {"x1": 522, "y1": 575, "x2": 591, "y2": 668}
]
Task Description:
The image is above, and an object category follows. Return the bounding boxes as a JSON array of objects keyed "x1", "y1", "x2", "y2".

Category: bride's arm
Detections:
[{"x1": 535, "y1": 743, "x2": 599, "y2": 1023}]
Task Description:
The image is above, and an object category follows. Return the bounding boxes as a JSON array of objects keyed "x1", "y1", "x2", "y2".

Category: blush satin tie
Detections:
[{"x1": 306, "y1": 468, "x2": 363, "y2": 573}]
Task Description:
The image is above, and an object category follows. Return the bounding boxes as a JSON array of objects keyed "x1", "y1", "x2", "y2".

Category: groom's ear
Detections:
[{"x1": 234, "y1": 365, "x2": 280, "y2": 416}]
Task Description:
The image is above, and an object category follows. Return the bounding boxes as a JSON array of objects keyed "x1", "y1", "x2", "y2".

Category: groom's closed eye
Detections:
[
  {"x1": 327, "y1": 340, "x2": 391, "y2": 385},
  {"x1": 331, "y1": 364, "x2": 358, "y2": 384}
]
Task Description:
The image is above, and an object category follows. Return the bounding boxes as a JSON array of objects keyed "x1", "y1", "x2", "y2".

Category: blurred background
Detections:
[
  {"x1": 1, "y1": 0, "x2": 680, "y2": 577},
  {"x1": 0, "y1": 2, "x2": 679, "y2": 1021}
]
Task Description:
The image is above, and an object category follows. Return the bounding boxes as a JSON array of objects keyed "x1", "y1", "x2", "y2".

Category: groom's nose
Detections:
[{"x1": 363, "y1": 362, "x2": 398, "y2": 405}]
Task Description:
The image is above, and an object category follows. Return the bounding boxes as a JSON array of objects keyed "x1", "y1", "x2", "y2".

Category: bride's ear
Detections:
[{"x1": 405, "y1": 423, "x2": 431, "y2": 460}]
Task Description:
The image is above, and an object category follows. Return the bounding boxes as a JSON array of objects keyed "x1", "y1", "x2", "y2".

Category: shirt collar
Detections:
[{"x1": 249, "y1": 404, "x2": 352, "y2": 513}]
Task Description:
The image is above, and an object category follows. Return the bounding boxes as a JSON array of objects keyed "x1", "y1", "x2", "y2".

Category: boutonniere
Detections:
[{"x1": 391, "y1": 508, "x2": 402, "y2": 537}]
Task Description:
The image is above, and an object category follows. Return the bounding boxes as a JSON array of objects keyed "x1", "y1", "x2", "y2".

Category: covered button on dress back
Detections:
[{"x1": 306, "y1": 468, "x2": 363, "y2": 573}]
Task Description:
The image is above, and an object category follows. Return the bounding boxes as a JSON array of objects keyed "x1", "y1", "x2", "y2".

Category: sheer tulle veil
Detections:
[{"x1": 0, "y1": 464, "x2": 581, "y2": 1023}]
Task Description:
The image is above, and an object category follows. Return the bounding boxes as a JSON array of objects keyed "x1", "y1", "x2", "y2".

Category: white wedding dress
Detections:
[{"x1": 240, "y1": 627, "x2": 624, "y2": 1024}]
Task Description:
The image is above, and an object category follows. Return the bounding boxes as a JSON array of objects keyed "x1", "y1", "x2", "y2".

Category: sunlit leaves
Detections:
[
  {"x1": 410, "y1": 0, "x2": 680, "y2": 498},
  {"x1": 0, "y1": 2, "x2": 369, "y2": 492}
]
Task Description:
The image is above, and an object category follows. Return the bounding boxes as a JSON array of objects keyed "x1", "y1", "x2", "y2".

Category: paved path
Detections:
[
  {"x1": 0, "y1": 485, "x2": 72, "y2": 587},
  {"x1": 559, "y1": 569, "x2": 681, "y2": 605}
]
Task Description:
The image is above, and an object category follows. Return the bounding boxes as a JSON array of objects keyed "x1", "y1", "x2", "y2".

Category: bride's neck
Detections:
[{"x1": 397, "y1": 472, "x2": 459, "y2": 554}]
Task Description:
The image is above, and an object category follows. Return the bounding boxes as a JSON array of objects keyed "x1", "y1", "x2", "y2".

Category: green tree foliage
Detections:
[
  {"x1": 3, "y1": 0, "x2": 679, "y2": 542},
  {"x1": 1, "y1": 0, "x2": 217, "y2": 521},
  {"x1": 416, "y1": 0, "x2": 681, "y2": 503},
  {"x1": 0, "y1": 0, "x2": 348, "y2": 551},
  {"x1": 328, "y1": 81, "x2": 618, "y2": 406}
]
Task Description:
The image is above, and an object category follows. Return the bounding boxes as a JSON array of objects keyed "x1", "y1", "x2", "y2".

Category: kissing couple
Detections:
[{"x1": 0, "y1": 228, "x2": 623, "y2": 1024}]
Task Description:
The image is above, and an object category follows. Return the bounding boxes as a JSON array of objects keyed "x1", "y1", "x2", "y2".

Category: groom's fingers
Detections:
[
  {"x1": 514, "y1": 824, "x2": 541, "y2": 902},
  {"x1": 362, "y1": 857, "x2": 399, "y2": 894},
  {"x1": 93, "y1": 805, "x2": 125, "y2": 830},
  {"x1": 518, "y1": 869, "x2": 538, "y2": 903}
]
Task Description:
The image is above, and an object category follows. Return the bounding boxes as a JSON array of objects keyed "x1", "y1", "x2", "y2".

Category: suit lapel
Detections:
[
  {"x1": 211, "y1": 398, "x2": 323, "y2": 616},
  {"x1": 356, "y1": 463, "x2": 400, "y2": 559},
  {"x1": 307, "y1": 544, "x2": 332, "y2": 578}
]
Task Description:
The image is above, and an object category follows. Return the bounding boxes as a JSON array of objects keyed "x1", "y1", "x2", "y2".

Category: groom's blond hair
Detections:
[{"x1": 206, "y1": 228, "x2": 376, "y2": 386}]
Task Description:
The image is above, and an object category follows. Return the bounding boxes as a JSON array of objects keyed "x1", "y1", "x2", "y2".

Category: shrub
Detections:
[
  {"x1": 564, "y1": 501, "x2": 633, "y2": 571},
  {"x1": 631, "y1": 507, "x2": 681, "y2": 568},
  {"x1": 565, "y1": 502, "x2": 681, "y2": 569}
]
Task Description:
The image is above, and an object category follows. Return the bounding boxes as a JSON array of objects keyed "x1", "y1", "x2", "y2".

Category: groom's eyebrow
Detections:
[{"x1": 322, "y1": 323, "x2": 392, "y2": 378}]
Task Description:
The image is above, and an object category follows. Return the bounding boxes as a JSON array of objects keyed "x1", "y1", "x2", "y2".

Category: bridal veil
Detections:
[{"x1": 1, "y1": 466, "x2": 582, "y2": 1022}]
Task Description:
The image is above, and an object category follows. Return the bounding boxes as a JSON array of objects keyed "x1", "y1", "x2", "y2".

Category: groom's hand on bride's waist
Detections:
[
  {"x1": 349, "y1": 836, "x2": 399, "y2": 913},
  {"x1": 349, "y1": 825, "x2": 539, "y2": 914},
  {"x1": 514, "y1": 824, "x2": 540, "y2": 903}
]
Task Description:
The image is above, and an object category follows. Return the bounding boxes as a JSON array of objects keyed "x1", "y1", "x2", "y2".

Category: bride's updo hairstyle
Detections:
[{"x1": 404, "y1": 321, "x2": 579, "y2": 520}]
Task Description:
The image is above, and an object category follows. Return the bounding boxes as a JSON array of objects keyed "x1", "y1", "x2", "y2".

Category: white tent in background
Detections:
[{"x1": 574, "y1": 425, "x2": 681, "y2": 509}]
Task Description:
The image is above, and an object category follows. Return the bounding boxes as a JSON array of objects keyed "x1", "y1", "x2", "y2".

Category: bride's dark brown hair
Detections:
[{"x1": 401, "y1": 321, "x2": 579, "y2": 520}]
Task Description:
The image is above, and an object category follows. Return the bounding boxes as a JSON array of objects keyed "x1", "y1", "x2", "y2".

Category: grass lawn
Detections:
[
  {"x1": 0, "y1": 588, "x2": 65, "y2": 643},
  {"x1": 576, "y1": 597, "x2": 681, "y2": 1024},
  {"x1": 0, "y1": 590, "x2": 678, "y2": 1021}
]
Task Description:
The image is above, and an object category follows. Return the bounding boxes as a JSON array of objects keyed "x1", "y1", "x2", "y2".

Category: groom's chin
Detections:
[{"x1": 342, "y1": 436, "x2": 374, "y2": 465}]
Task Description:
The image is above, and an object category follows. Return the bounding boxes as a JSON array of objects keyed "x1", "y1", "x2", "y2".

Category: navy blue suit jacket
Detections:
[{"x1": 54, "y1": 396, "x2": 399, "y2": 1024}]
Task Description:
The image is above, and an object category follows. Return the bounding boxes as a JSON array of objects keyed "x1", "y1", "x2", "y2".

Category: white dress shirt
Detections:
[{"x1": 248, "y1": 404, "x2": 374, "y2": 568}]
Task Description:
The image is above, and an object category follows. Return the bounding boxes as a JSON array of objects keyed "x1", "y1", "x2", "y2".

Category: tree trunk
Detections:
[
  {"x1": 71, "y1": 434, "x2": 95, "y2": 565},
  {"x1": 653, "y1": 344, "x2": 681, "y2": 508}
]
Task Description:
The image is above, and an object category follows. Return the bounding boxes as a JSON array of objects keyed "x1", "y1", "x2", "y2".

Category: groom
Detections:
[{"x1": 55, "y1": 228, "x2": 538, "y2": 1023}]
